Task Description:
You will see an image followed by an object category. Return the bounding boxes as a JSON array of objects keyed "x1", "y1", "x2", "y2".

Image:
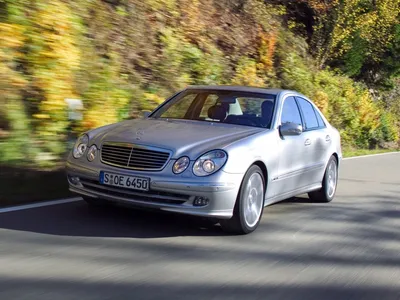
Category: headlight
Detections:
[
  {"x1": 173, "y1": 156, "x2": 190, "y2": 174},
  {"x1": 72, "y1": 134, "x2": 89, "y2": 159},
  {"x1": 193, "y1": 150, "x2": 227, "y2": 176},
  {"x1": 87, "y1": 145, "x2": 97, "y2": 162}
]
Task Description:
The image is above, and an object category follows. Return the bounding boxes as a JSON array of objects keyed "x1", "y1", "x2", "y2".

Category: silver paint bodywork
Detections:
[{"x1": 66, "y1": 86, "x2": 342, "y2": 218}]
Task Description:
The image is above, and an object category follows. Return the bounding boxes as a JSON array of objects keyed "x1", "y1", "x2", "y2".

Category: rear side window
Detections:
[
  {"x1": 314, "y1": 108, "x2": 326, "y2": 127},
  {"x1": 296, "y1": 97, "x2": 319, "y2": 130},
  {"x1": 281, "y1": 96, "x2": 302, "y2": 126}
]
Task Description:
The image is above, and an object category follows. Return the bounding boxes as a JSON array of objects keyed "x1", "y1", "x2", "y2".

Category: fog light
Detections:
[
  {"x1": 69, "y1": 176, "x2": 80, "y2": 185},
  {"x1": 193, "y1": 196, "x2": 209, "y2": 206}
]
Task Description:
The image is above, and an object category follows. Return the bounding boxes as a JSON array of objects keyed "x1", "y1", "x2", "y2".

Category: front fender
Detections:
[{"x1": 221, "y1": 129, "x2": 279, "y2": 179}]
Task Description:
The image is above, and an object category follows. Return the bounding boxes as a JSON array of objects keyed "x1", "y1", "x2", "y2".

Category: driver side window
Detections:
[
  {"x1": 281, "y1": 96, "x2": 302, "y2": 126},
  {"x1": 160, "y1": 94, "x2": 197, "y2": 119},
  {"x1": 199, "y1": 94, "x2": 219, "y2": 119}
]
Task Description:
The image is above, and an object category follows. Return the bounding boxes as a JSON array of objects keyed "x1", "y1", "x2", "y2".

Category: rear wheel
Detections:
[
  {"x1": 308, "y1": 156, "x2": 338, "y2": 203},
  {"x1": 220, "y1": 165, "x2": 265, "y2": 234}
]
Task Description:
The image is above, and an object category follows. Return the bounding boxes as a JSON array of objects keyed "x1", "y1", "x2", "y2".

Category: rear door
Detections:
[{"x1": 295, "y1": 97, "x2": 331, "y2": 185}]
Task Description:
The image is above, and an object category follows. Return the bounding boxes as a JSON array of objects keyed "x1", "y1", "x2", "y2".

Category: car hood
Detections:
[{"x1": 91, "y1": 118, "x2": 264, "y2": 159}]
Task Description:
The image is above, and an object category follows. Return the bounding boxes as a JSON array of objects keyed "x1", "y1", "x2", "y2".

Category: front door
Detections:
[{"x1": 274, "y1": 96, "x2": 309, "y2": 197}]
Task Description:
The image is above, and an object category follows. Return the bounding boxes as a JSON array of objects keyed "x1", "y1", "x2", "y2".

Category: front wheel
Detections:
[
  {"x1": 308, "y1": 155, "x2": 338, "y2": 203},
  {"x1": 220, "y1": 165, "x2": 265, "y2": 234}
]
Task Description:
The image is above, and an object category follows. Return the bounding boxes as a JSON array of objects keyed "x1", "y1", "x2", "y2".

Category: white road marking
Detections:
[
  {"x1": 0, "y1": 197, "x2": 82, "y2": 214},
  {"x1": 343, "y1": 151, "x2": 399, "y2": 160}
]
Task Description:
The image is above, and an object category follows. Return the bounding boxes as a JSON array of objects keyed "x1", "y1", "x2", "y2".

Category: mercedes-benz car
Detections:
[{"x1": 66, "y1": 85, "x2": 342, "y2": 234}]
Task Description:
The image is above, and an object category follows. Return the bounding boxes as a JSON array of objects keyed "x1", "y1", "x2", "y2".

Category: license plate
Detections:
[{"x1": 99, "y1": 171, "x2": 149, "y2": 191}]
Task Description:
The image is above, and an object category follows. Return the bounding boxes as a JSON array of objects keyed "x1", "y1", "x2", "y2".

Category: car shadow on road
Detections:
[
  {"x1": 0, "y1": 192, "x2": 331, "y2": 239},
  {"x1": 0, "y1": 200, "x2": 228, "y2": 238},
  {"x1": 1, "y1": 193, "x2": 398, "y2": 239},
  {"x1": 280, "y1": 195, "x2": 314, "y2": 204},
  {"x1": 0, "y1": 195, "x2": 315, "y2": 239}
]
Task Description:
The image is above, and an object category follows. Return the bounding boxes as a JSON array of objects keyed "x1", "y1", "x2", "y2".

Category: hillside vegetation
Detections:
[{"x1": 1, "y1": 0, "x2": 399, "y2": 167}]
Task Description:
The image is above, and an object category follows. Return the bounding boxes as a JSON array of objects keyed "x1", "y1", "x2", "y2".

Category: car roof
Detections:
[{"x1": 185, "y1": 85, "x2": 292, "y2": 96}]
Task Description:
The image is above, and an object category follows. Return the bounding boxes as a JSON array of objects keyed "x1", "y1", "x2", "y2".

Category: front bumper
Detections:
[{"x1": 66, "y1": 159, "x2": 243, "y2": 219}]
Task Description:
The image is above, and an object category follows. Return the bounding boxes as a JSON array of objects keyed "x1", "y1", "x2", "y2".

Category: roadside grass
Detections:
[
  {"x1": 342, "y1": 148, "x2": 399, "y2": 158},
  {"x1": 0, "y1": 165, "x2": 72, "y2": 208}
]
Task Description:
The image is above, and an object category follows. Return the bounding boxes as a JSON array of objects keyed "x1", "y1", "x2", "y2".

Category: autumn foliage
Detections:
[{"x1": 0, "y1": 0, "x2": 399, "y2": 166}]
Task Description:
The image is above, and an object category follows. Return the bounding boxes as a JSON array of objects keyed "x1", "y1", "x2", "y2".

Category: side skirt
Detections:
[{"x1": 264, "y1": 183, "x2": 322, "y2": 207}]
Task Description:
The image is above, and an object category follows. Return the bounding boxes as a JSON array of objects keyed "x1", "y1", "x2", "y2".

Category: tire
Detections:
[
  {"x1": 308, "y1": 155, "x2": 338, "y2": 203},
  {"x1": 220, "y1": 165, "x2": 265, "y2": 234}
]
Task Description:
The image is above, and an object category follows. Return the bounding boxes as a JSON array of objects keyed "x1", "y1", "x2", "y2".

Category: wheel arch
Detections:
[
  {"x1": 332, "y1": 152, "x2": 339, "y2": 166},
  {"x1": 251, "y1": 160, "x2": 268, "y2": 188},
  {"x1": 322, "y1": 152, "x2": 339, "y2": 176}
]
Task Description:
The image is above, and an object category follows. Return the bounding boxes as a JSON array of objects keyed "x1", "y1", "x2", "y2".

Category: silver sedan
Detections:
[{"x1": 66, "y1": 85, "x2": 342, "y2": 234}]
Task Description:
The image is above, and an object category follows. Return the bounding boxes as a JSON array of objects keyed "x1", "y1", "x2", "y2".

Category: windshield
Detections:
[{"x1": 151, "y1": 90, "x2": 276, "y2": 128}]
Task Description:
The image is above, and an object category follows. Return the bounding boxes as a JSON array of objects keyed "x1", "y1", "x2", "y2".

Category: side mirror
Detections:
[
  {"x1": 279, "y1": 122, "x2": 303, "y2": 136},
  {"x1": 142, "y1": 111, "x2": 151, "y2": 118}
]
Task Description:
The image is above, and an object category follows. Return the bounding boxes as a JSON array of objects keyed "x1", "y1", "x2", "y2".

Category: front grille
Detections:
[{"x1": 101, "y1": 142, "x2": 171, "y2": 171}]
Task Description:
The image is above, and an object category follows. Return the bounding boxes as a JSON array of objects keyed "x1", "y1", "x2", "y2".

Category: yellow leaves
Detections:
[
  {"x1": 32, "y1": 0, "x2": 80, "y2": 71},
  {"x1": 33, "y1": 114, "x2": 51, "y2": 119},
  {"x1": 356, "y1": 91, "x2": 380, "y2": 131},
  {"x1": 304, "y1": 0, "x2": 340, "y2": 14},
  {"x1": 22, "y1": 0, "x2": 82, "y2": 147},
  {"x1": 83, "y1": 105, "x2": 119, "y2": 129},
  {"x1": 231, "y1": 28, "x2": 278, "y2": 88},
  {"x1": 312, "y1": 90, "x2": 329, "y2": 115},
  {"x1": 0, "y1": 23, "x2": 24, "y2": 50},
  {"x1": 81, "y1": 83, "x2": 131, "y2": 130},
  {"x1": 0, "y1": 23, "x2": 27, "y2": 102},
  {"x1": 231, "y1": 58, "x2": 264, "y2": 87},
  {"x1": 336, "y1": 82, "x2": 381, "y2": 142},
  {"x1": 143, "y1": 93, "x2": 165, "y2": 105},
  {"x1": 330, "y1": 0, "x2": 400, "y2": 60},
  {"x1": 80, "y1": 73, "x2": 132, "y2": 131},
  {"x1": 0, "y1": 23, "x2": 24, "y2": 67},
  {"x1": 178, "y1": 0, "x2": 206, "y2": 43},
  {"x1": 244, "y1": 0, "x2": 283, "y2": 31},
  {"x1": 134, "y1": 92, "x2": 166, "y2": 114},
  {"x1": 257, "y1": 29, "x2": 277, "y2": 72},
  {"x1": 145, "y1": 0, "x2": 177, "y2": 12}
]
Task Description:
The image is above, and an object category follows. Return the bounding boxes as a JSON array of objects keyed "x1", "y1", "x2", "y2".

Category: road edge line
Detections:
[
  {"x1": 0, "y1": 197, "x2": 82, "y2": 214},
  {"x1": 343, "y1": 151, "x2": 399, "y2": 161}
]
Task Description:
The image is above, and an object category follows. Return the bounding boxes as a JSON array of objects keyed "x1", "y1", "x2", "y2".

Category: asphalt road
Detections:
[{"x1": 0, "y1": 153, "x2": 399, "y2": 300}]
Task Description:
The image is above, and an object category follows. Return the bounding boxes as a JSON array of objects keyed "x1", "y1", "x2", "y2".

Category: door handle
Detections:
[
  {"x1": 304, "y1": 139, "x2": 311, "y2": 146},
  {"x1": 325, "y1": 135, "x2": 331, "y2": 142}
]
